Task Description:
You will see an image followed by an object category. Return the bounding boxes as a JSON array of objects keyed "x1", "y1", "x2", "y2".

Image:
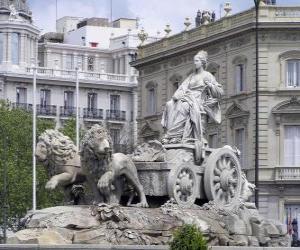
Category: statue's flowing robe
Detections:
[{"x1": 161, "y1": 71, "x2": 223, "y2": 141}]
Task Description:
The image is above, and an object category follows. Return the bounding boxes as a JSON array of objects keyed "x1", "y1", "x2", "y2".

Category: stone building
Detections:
[
  {"x1": 132, "y1": 4, "x2": 300, "y2": 222},
  {"x1": 0, "y1": 0, "x2": 153, "y2": 153}
]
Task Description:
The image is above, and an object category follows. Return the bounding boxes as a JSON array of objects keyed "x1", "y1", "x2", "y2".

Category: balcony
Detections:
[
  {"x1": 113, "y1": 144, "x2": 129, "y2": 154},
  {"x1": 275, "y1": 167, "x2": 300, "y2": 182},
  {"x1": 83, "y1": 108, "x2": 103, "y2": 120},
  {"x1": 60, "y1": 106, "x2": 76, "y2": 117},
  {"x1": 25, "y1": 67, "x2": 137, "y2": 84},
  {"x1": 106, "y1": 110, "x2": 126, "y2": 121},
  {"x1": 37, "y1": 105, "x2": 57, "y2": 116},
  {"x1": 11, "y1": 102, "x2": 32, "y2": 112}
]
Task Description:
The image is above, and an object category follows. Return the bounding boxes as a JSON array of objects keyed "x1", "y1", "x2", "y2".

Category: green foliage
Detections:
[
  {"x1": 170, "y1": 224, "x2": 208, "y2": 250},
  {"x1": 59, "y1": 118, "x2": 85, "y2": 143},
  {"x1": 0, "y1": 102, "x2": 64, "y2": 231}
]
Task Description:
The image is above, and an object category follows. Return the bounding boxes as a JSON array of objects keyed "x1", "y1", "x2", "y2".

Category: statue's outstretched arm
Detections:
[{"x1": 45, "y1": 172, "x2": 74, "y2": 190}]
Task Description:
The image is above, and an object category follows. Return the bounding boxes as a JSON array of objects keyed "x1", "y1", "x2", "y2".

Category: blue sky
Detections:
[{"x1": 28, "y1": 0, "x2": 300, "y2": 35}]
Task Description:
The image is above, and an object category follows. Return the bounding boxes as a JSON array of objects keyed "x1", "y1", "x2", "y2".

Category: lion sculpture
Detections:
[
  {"x1": 36, "y1": 129, "x2": 86, "y2": 204},
  {"x1": 81, "y1": 124, "x2": 148, "y2": 207}
]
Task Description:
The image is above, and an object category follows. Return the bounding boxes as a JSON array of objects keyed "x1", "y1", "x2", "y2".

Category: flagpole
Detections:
[{"x1": 32, "y1": 60, "x2": 37, "y2": 211}]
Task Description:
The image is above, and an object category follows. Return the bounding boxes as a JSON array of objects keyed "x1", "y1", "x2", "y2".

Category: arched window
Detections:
[
  {"x1": 279, "y1": 50, "x2": 300, "y2": 88},
  {"x1": 207, "y1": 62, "x2": 220, "y2": 82},
  {"x1": 146, "y1": 81, "x2": 157, "y2": 115},
  {"x1": 169, "y1": 74, "x2": 183, "y2": 95},
  {"x1": 232, "y1": 55, "x2": 247, "y2": 94}
]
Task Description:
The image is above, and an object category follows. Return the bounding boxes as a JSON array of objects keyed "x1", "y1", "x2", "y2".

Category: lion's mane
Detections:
[
  {"x1": 38, "y1": 129, "x2": 77, "y2": 165},
  {"x1": 80, "y1": 124, "x2": 113, "y2": 162}
]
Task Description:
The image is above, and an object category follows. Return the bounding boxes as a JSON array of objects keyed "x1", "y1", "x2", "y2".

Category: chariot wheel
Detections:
[
  {"x1": 204, "y1": 147, "x2": 242, "y2": 211},
  {"x1": 168, "y1": 163, "x2": 197, "y2": 208}
]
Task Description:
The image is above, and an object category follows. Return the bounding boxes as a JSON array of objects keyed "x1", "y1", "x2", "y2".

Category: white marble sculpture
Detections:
[
  {"x1": 9, "y1": 4, "x2": 21, "y2": 20},
  {"x1": 81, "y1": 124, "x2": 149, "y2": 207},
  {"x1": 161, "y1": 50, "x2": 223, "y2": 144},
  {"x1": 36, "y1": 130, "x2": 86, "y2": 203}
]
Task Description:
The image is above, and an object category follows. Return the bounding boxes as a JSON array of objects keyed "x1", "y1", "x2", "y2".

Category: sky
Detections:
[{"x1": 28, "y1": 0, "x2": 300, "y2": 35}]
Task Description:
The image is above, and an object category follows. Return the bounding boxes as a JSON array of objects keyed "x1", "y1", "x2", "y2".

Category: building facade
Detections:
[
  {"x1": 132, "y1": 4, "x2": 300, "y2": 222},
  {"x1": 0, "y1": 0, "x2": 147, "y2": 152}
]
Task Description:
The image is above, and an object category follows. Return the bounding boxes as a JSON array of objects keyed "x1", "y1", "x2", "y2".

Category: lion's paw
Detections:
[
  {"x1": 45, "y1": 179, "x2": 58, "y2": 190},
  {"x1": 135, "y1": 201, "x2": 149, "y2": 208}
]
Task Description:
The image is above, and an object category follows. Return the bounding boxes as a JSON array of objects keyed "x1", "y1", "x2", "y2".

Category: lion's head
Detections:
[
  {"x1": 36, "y1": 129, "x2": 77, "y2": 166},
  {"x1": 81, "y1": 124, "x2": 113, "y2": 161}
]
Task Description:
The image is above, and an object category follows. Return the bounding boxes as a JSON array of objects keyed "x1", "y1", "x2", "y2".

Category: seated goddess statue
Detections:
[{"x1": 161, "y1": 50, "x2": 223, "y2": 144}]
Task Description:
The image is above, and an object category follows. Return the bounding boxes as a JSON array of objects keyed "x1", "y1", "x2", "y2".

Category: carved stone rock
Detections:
[{"x1": 9, "y1": 203, "x2": 289, "y2": 247}]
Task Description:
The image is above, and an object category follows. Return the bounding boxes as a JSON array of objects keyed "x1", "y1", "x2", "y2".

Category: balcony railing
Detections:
[
  {"x1": 60, "y1": 106, "x2": 76, "y2": 117},
  {"x1": 37, "y1": 105, "x2": 57, "y2": 116},
  {"x1": 83, "y1": 108, "x2": 103, "y2": 120},
  {"x1": 275, "y1": 167, "x2": 300, "y2": 181},
  {"x1": 25, "y1": 67, "x2": 137, "y2": 83},
  {"x1": 106, "y1": 110, "x2": 126, "y2": 121},
  {"x1": 11, "y1": 102, "x2": 32, "y2": 112}
]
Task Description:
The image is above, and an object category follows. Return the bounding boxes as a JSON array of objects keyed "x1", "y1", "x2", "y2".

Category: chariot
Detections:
[{"x1": 135, "y1": 141, "x2": 242, "y2": 210}]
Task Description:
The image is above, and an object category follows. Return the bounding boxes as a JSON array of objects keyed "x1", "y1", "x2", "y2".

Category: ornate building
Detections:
[
  {"x1": 0, "y1": 0, "x2": 152, "y2": 153},
  {"x1": 132, "y1": 4, "x2": 300, "y2": 222}
]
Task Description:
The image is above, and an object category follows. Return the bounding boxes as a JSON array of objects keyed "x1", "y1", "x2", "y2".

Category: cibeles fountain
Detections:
[{"x1": 9, "y1": 51, "x2": 289, "y2": 247}]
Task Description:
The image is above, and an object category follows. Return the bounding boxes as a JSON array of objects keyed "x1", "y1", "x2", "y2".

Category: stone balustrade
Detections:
[{"x1": 138, "y1": 6, "x2": 300, "y2": 59}]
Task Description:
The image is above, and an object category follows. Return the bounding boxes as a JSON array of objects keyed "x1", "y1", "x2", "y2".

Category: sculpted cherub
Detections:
[
  {"x1": 36, "y1": 130, "x2": 86, "y2": 202},
  {"x1": 81, "y1": 124, "x2": 148, "y2": 207}
]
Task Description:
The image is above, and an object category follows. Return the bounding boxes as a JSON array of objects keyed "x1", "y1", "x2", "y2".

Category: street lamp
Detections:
[
  {"x1": 75, "y1": 63, "x2": 81, "y2": 151},
  {"x1": 254, "y1": 0, "x2": 260, "y2": 209},
  {"x1": 31, "y1": 58, "x2": 37, "y2": 211}
]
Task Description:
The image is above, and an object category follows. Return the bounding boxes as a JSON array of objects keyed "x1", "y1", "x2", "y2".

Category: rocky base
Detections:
[{"x1": 8, "y1": 202, "x2": 289, "y2": 247}]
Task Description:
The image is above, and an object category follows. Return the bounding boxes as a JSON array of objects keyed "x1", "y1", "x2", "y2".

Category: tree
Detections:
[
  {"x1": 59, "y1": 118, "x2": 85, "y2": 144},
  {"x1": 170, "y1": 224, "x2": 208, "y2": 250},
  {"x1": 0, "y1": 101, "x2": 63, "y2": 235}
]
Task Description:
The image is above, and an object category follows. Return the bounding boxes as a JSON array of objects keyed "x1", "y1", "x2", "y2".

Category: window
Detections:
[
  {"x1": 110, "y1": 129, "x2": 120, "y2": 146},
  {"x1": 87, "y1": 93, "x2": 97, "y2": 110},
  {"x1": 208, "y1": 133, "x2": 218, "y2": 148},
  {"x1": 16, "y1": 87, "x2": 27, "y2": 104},
  {"x1": 110, "y1": 95, "x2": 120, "y2": 111},
  {"x1": 235, "y1": 64, "x2": 245, "y2": 93},
  {"x1": 65, "y1": 54, "x2": 74, "y2": 70},
  {"x1": 173, "y1": 81, "x2": 179, "y2": 93},
  {"x1": 235, "y1": 128, "x2": 245, "y2": 166},
  {"x1": 0, "y1": 33, "x2": 3, "y2": 63},
  {"x1": 90, "y1": 42, "x2": 98, "y2": 48},
  {"x1": 148, "y1": 88, "x2": 156, "y2": 115},
  {"x1": 87, "y1": 56, "x2": 95, "y2": 71},
  {"x1": 284, "y1": 204, "x2": 300, "y2": 239},
  {"x1": 40, "y1": 89, "x2": 51, "y2": 107},
  {"x1": 11, "y1": 33, "x2": 20, "y2": 65},
  {"x1": 284, "y1": 125, "x2": 300, "y2": 166},
  {"x1": 64, "y1": 91, "x2": 74, "y2": 108},
  {"x1": 77, "y1": 55, "x2": 84, "y2": 70},
  {"x1": 286, "y1": 60, "x2": 300, "y2": 87}
]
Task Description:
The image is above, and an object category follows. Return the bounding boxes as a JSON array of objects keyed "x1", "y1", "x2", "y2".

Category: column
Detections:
[
  {"x1": 124, "y1": 54, "x2": 131, "y2": 76},
  {"x1": 6, "y1": 32, "x2": 12, "y2": 64},
  {"x1": 95, "y1": 54, "x2": 99, "y2": 72},
  {"x1": 113, "y1": 57, "x2": 118, "y2": 74},
  {"x1": 131, "y1": 90, "x2": 138, "y2": 147},
  {"x1": 73, "y1": 52, "x2": 78, "y2": 69},
  {"x1": 84, "y1": 53, "x2": 88, "y2": 71},
  {"x1": 2, "y1": 32, "x2": 8, "y2": 64},
  {"x1": 119, "y1": 55, "x2": 125, "y2": 75},
  {"x1": 20, "y1": 33, "x2": 26, "y2": 68},
  {"x1": 62, "y1": 51, "x2": 67, "y2": 70}
]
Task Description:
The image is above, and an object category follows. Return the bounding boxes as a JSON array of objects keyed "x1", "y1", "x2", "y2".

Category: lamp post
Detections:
[
  {"x1": 75, "y1": 65, "x2": 80, "y2": 151},
  {"x1": 31, "y1": 58, "x2": 37, "y2": 211},
  {"x1": 254, "y1": 0, "x2": 260, "y2": 209}
]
